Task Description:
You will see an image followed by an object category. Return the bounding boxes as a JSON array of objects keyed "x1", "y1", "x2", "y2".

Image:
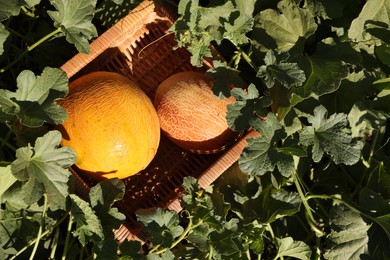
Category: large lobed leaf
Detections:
[
  {"x1": 10, "y1": 130, "x2": 76, "y2": 210},
  {"x1": 252, "y1": 0, "x2": 317, "y2": 52},
  {"x1": 239, "y1": 113, "x2": 305, "y2": 177},
  {"x1": 0, "y1": 67, "x2": 69, "y2": 127},
  {"x1": 348, "y1": 0, "x2": 390, "y2": 43},
  {"x1": 299, "y1": 105, "x2": 362, "y2": 165},
  {"x1": 48, "y1": 0, "x2": 98, "y2": 53},
  {"x1": 137, "y1": 208, "x2": 184, "y2": 248},
  {"x1": 324, "y1": 205, "x2": 370, "y2": 260},
  {"x1": 257, "y1": 50, "x2": 306, "y2": 89}
]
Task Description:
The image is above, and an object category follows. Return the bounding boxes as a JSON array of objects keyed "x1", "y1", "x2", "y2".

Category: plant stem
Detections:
[
  {"x1": 61, "y1": 213, "x2": 74, "y2": 260},
  {"x1": 266, "y1": 223, "x2": 283, "y2": 260},
  {"x1": 0, "y1": 134, "x2": 17, "y2": 151},
  {"x1": 21, "y1": 6, "x2": 35, "y2": 18},
  {"x1": 29, "y1": 193, "x2": 48, "y2": 260},
  {"x1": 0, "y1": 27, "x2": 62, "y2": 73},
  {"x1": 50, "y1": 226, "x2": 60, "y2": 260},
  {"x1": 238, "y1": 46, "x2": 259, "y2": 72},
  {"x1": 306, "y1": 194, "x2": 375, "y2": 222},
  {"x1": 293, "y1": 172, "x2": 326, "y2": 237},
  {"x1": 10, "y1": 210, "x2": 70, "y2": 260}
]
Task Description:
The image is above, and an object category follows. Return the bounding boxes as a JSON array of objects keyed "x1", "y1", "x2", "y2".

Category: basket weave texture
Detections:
[{"x1": 60, "y1": 0, "x2": 255, "y2": 242}]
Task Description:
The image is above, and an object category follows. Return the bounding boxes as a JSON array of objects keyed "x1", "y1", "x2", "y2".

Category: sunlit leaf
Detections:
[
  {"x1": 89, "y1": 178, "x2": 126, "y2": 237},
  {"x1": 348, "y1": 0, "x2": 390, "y2": 43},
  {"x1": 0, "y1": 166, "x2": 16, "y2": 201},
  {"x1": 48, "y1": 0, "x2": 98, "y2": 53},
  {"x1": 324, "y1": 205, "x2": 370, "y2": 259},
  {"x1": 299, "y1": 105, "x2": 362, "y2": 165},
  {"x1": 10, "y1": 130, "x2": 76, "y2": 210},
  {"x1": 137, "y1": 208, "x2": 184, "y2": 248},
  {"x1": 70, "y1": 194, "x2": 104, "y2": 246},
  {"x1": 252, "y1": 0, "x2": 317, "y2": 52},
  {"x1": 0, "y1": 0, "x2": 22, "y2": 21},
  {"x1": 0, "y1": 23, "x2": 9, "y2": 56},
  {"x1": 257, "y1": 50, "x2": 306, "y2": 89},
  {"x1": 275, "y1": 237, "x2": 312, "y2": 260},
  {"x1": 9, "y1": 67, "x2": 69, "y2": 127}
]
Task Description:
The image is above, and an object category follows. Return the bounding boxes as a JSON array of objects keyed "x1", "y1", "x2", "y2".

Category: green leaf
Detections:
[
  {"x1": 11, "y1": 130, "x2": 76, "y2": 210},
  {"x1": 252, "y1": 0, "x2": 317, "y2": 52},
  {"x1": 324, "y1": 205, "x2": 370, "y2": 260},
  {"x1": 137, "y1": 208, "x2": 184, "y2": 248},
  {"x1": 0, "y1": 89, "x2": 16, "y2": 123},
  {"x1": 223, "y1": 12, "x2": 254, "y2": 46},
  {"x1": 0, "y1": 0, "x2": 22, "y2": 21},
  {"x1": 206, "y1": 60, "x2": 245, "y2": 98},
  {"x1": 257, "y1": 50, "x2": 306, "y2": 89},
  {"x1": 118, "y1": 240, "x2": 142, "y2": 258},
  {"x1": 89, "y1": 178, "x2": 126, "y2": 237},
  {"x1": 239, "y1": 113, "x2": 299, "y2": 177},
  {"x1": 10, "y1": 67, "x2": 69, "y2": 127},
  {"x1": 48, "y1": 0, "x2": 98, "y2": 53},
  {"x1": 227, "y1": 84, "x2": 271, "y2": 131},
  {"x1": 0, "y1": 166, "x2": 16, "y2": 202},
  {"x1": 0, "y1": 23, "x2": 9, "y2": 55},
  {"x1": 348, "y1": 101, "x2": 387, "y2": 139},
  {"x1": 366, "y1": 22, "x2": 390, "y2": 45},
  {"x1": 243, "y1": 186, "x2": 301, "y2": 224},
  {"x1": 376, "y1": 45, "x2": 390, "y2": 65},
  {"x1": 171, "y1": 0, "x2": 235, "y2": 66},
  {"x1": 187, "y1": 223, "x2": 210, "y2": 252},
  {"x1": 348, "y1": 0, "x2": 390, "y2": 43},
  {"x1": 210, "y1": 219, "x2": 242, "y2": 257},
  {"x1": 275, "y1": 237, "x2": 312, "y2": 260},
  {"x1": 319, "y1": 70, "x2": 374, "y2": 115},
  {"x1": 147, "y1": 250, "x2": 175, "y2": 260},
  {"x1": 93, "y1": 239, "x2": 121, "y2": 260},
  {"x1": 234, "y1": 0, "x2": 255, "y2": 17},
  {"x1": 299, "y1": 105, "x2": 362, "y2": 165},
  {"x1": 70, "y1": 194, "x2": 104, "y2": 246},
  {"x1": 249, "y1": 226, "x2": 265, "y2": 255},
  {"x1": 293, "y1": 52, "x2": 349, "y2": 98}
]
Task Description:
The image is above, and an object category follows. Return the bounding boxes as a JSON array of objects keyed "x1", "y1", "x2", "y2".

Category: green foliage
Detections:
[{"x1": 1, "y1": 0, "x2": 390, "y2": 259}]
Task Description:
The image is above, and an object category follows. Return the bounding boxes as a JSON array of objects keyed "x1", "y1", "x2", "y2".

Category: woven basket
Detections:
[{"x1": 60, "y1": 0, "x2": 256, "y2": 242}]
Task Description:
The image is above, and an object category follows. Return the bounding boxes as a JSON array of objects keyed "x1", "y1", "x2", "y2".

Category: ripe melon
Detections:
[
  {"x1": 154, "y1": 71, "x2": 238, "y2": 154},
  {"x1": 55, "y1": 71, "x2": 160, "y2": 180}
]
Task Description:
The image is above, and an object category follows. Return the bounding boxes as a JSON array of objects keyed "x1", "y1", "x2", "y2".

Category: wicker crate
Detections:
[{"x1": 60, "y1": 0, "x2": 256, "y2": 242}]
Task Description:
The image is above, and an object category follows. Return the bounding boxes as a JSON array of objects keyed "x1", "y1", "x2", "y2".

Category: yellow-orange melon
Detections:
[
  {"x1": 55, "y1": 71, "x2": 160, "y2": 179},
  {"x1": 154, "y1": 71, "x2": 238, "y2": 153}
]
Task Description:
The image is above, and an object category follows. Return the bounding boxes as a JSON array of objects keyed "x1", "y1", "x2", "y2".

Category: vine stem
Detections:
[
  {"x1": 266, "y1": 223, "x2": 283, "y2": 260},
  {"x1": 61, "y1": 213, "x2": 74, "y2": 260},
  {"x1": 238, "y1": 47, "x2": 259, "y2": 72},
  {"x1": 29, "y1": 193, "x2": 48, "y2": 260},
  {"x1": 50, "y1": 226, "x2": 60, "y2": 259},
  {"x1": 9, "y1": 210, "x2": 71, "y2": 260},
  {"x1": 0, "y1": 134, "x2": 17, "y2": 151},
  {"x1": 293, "y1": 172, "x2": 326, "y2": 237},
  {"x1": 0, "y1": 27, "x2": 62, "y2": 73},
  {"x1": 306, "y1": 194, "x2": 376, "y2": 223}
]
